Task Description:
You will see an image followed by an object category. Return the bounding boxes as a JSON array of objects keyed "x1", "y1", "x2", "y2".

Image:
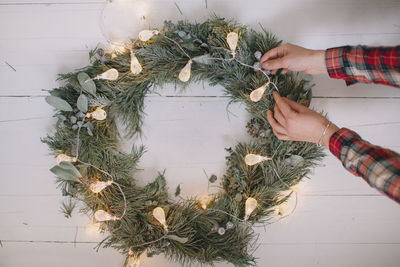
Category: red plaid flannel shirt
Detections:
[
  {"x1": 326, "y1": 45, "x2": 400, "y2": 88},
  {"x1": 325, "y1": 45, "x2": 400, "y2": 203}
]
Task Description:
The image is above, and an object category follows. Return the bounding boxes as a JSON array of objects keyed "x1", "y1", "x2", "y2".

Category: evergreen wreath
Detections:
[{"x1": 42, "y1": 16, "x2": 324, "y2": 266}]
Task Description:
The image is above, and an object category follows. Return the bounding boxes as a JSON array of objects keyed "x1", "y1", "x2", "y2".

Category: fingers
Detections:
[
  {"x1": 260, "y1": 46, "x2": 282, "y2": 64},
  {"x1": 273, "y1": 104, "x2": 286, "y2": 126},
  {"x1": 267, "y1": 110, "x2": 287, "y2": 135},
  {"x1": 273, "y1": 91, "x2": 293, "y2": 116},
  {"x1": 261, "y1": 58, "x2": 286, "y2": 72},
  {"x1": 281, "y1": 97, "x2": 308, "y2": 113}
]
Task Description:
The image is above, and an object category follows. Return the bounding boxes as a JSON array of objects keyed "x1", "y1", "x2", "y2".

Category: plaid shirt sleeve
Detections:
[
  {"x1": 329, "y1": 128, "x2": 400, "y2": 203},
  {"x1": 325, "y1": 45, "x2": 400, "y2": 88}
]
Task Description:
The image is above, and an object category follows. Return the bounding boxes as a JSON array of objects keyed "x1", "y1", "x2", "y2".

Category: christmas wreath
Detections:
[{"x1": 43, "y1": 17, "x2": 324, "y2": 266}]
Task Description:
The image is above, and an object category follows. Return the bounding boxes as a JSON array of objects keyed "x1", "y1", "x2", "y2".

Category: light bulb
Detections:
[
  {"x1": 110, "y1": 43, "x2": 127, "y2": 53},
  {"x1": 127, "y1": 256, "x2": 141, "y2": 267},
  {"x1": 86, "y1": 107, "x2": 107, "y2": 120},
  {"x1": 85, "y1": 221, "x2": 101, "y2": 235},
  {"x1": 244, "y1": 154, "x2": 271, "y2": 166},
  {"x1": 199, "y1": 195, "x2": 211, "y2": 210},
  {"x1": 94, "y1": 68, "x2": 119, "y2": 81},
  {"x1": 249, "y1": 82, "x2": 270, "y2": 102},
  {"x1": 56, "y1": 154, "x2": 77, "y2": 164},
  {"x1": 138, "y1": 30, "x2": 159, "y2": 41},
  {"x1": 226, "y1": 32, "x2": 239, "y2": 58},
  {"x1": 89, "y1": 180, "x2": 113, "y2": 193},
  {"x1": 178, "y1": 60, "x2": 192, "y2": 82},
  {"x1": 130, "y1": 52, "x2": 142, "y2": 74},
  {"x1": 152, "y1": 207, "x2": 168, "y2": 232},
  {"x1": 94, "y1": 210, "x2": 117, "y2": 222},
  {"x1": 244, "y1": 197, "x2": 257, "y2": 220}
]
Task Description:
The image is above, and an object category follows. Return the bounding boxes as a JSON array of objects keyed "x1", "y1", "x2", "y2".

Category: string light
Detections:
[
  {"x1": 244, "y1": 154, "x2": 271, "y2": 166},
  {"x1": 152, "y1": 207, "x2": 168, "y2": 232},
  {"x1": 138, "y1": 30, "x2": 159, "y2": 42},
  {"x1": 244, "y1": 197, "x2": 257, "y2": 220},
  {"x1": 226, "y1": 32, "x2": 239, "y2": 58},
  {"x1": 85, "y1": 221, "x2": 102, "y2": 235},
  {"x1": 94, "y1": 210, "x2": 118, "y2": 222},
  {"x1": 130, "y1": 52, "x2": 142, "y2": 74},
  {"x1": 89, "y1": 180, "x2": 113, "y2": 193},
  {"x1": 86, "y1": 107, "x2": 107, "y2": 121},
  {"x1": 178, "y1": 60, "x2": 192, "y2": 82},
  {"x1": 249, "y1": 82, "x2": 270, "y2": 102},
  {"x1": 199, "y1": 195, "x2": 211, "y2": 210},
  {"x1": 110, "y1": 43, "x2": 127, "y2": 53},
  {"x1": 94, "y1": 68, "x2": 119, "y2": 81},
  {"x1": 127, "y1": 256, "x2": 141, "y2": 267},
  {"x1": 56, "y1": 154, "x2": 77, "y2": 164}
]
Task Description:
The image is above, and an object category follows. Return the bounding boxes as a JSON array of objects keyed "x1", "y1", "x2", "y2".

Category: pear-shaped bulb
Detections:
[
  {"x1": 199, "y1": 195, "x2": 211, "y2": 210},
  {"x1": 178, "y1": 60, "x2": 192, "y2": 82},
  {"x1": 244, "y1": 154, "x2": 271, "y2": 166},
  {"x1": 85, "y1": 221, "x2": 102, "y2": 235},
  {"x1": 89, "y1": 180, "x2": 113, "y2": 193},
  {"x1": 127, "y1": 256, "x2": 141, "y2": 267},
  {"x1": 250, "y1": 82, "x2": 270, "y2": 102},
  {"x1": 226, "y1": 32, "x2": 239, "y2": 57},
  {"x1": 152, "y1": 207, "x2": 168, "y2": 231},
  {"x1": 94, "y1": 210, "x2": 117, "y2": 222},
  {"x1": 95, "y1": 68, "x2": 119, "y2": 81},
  {"x1": 56, "y1": 154, "x2": 77, "y2": 164},
  {"x1": 138, "y1": 30, "x2": 159, "y2": 41},
  {"x1": 130, "y1": 52, "x2": 142, "y2": 74},
  {"x1": 86, "y1": 107, "x2": 107, "y2": 121},
  {"x1": 244, "y1": 197, "x2": 258, "y2": 220}
]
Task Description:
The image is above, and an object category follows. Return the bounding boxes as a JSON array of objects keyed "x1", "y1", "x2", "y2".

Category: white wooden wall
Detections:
[{"x1": 1, "y1": 0, "x2": 400, "y2": 266}]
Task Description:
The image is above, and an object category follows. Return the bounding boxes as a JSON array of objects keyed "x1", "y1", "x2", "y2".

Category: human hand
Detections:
[
  {"x1": 266, "y1": 91, "x2": 339, "y2": 148},
  {"x1": 260, "y1": 43, "x2": 327, "y2": 75}
]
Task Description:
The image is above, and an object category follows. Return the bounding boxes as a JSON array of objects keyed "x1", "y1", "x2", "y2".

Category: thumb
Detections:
[{"x1": 261, "y1": 58, "x2": 286, "y2": 71}]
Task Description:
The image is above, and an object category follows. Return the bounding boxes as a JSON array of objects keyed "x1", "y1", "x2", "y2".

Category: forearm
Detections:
[
  {"x1": 325, "y1": 45, "x2": 400, "y2": 88},
  {"x1": 328, "y1": 128, "x2": 400, "y2": 203}
]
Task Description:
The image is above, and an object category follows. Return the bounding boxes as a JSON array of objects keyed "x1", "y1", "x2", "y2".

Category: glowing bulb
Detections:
[
  {"x1": 110, "y1": 43, "x2": 127, "y2": 53},
  {"x1": 152, "y1": 207, "x2": 168, "y2": 232},
  {"x1": 94, "y1": 210, "x2": 117, "y2": 222},
  {"x1": 56, "y1": 154, "x2": 77, "y2": 164},
  {"x1": 199, "y1": 195, "x2": 211, "y2": 210},
  {"x1": 94, "y1": 68, "x2": 119, "y2": 81},
  {"x1": 127, "y1": 256, "x2": 140, "y2": 267},
  {"x1": 89, "y1": 180, "x2": 113, "y2": 193},
  {"x1": 178, "y1": 60, "x2": 192, "y2": 82},
  {"x1": 86, "y1": 107, "x2": 107, "y2": 120},
  {"x1": 244, "y1": 197, "x2": 257, "y2": 220},
  {"x1": 138, "y1": 30, "x2": 159, "y2": 41},
  {"x1": 130, "y1": 52, "x2": 142, "y2": 74},
  {"x1": 249, "y1": 82, "x2": 270, "y2": 102},
  {"x1": 244, "y1": 154, "x2": 271, "y2": 166},
  {"x1": 226, "y1": 32, "x2": 239, "y2": 58},
  {"x1": 85, "y1": 221, "x2": 102, "y2": 235}
]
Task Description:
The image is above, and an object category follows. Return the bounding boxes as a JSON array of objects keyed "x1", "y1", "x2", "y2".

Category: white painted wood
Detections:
[{"x1": 1, "y1": 0, "x2": 400, "y2": 266}]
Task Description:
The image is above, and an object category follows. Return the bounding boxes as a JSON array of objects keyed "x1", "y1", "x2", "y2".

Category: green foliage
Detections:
[{"x1": 42, "y1": 17, "x2": 324, "y2": 266}]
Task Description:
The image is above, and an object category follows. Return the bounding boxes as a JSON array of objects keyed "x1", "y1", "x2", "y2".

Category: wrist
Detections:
[
  {"x1": 322, "y1": 122, "x2": 340, "y2": 149},
  {"x1": 310, "y1": 49, "x2": 327, "y2": 74}
]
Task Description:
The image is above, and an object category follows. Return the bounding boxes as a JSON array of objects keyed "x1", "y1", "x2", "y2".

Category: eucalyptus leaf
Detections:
[
  {"x1": 235, "y1": 193, "x2": 243, "y2": 202},
  {"x1": 177, "y1": 31, "x2": 186, "y2": 38},
  {"x1": 77, "y1": 72, "x2": 96, "y2": 96},
  {"x1": 209, "y1": 174, "x2": 217, "y2": 183},
  {"x1": 166, "y1": 235, "x2": 188, "y2": 244},
  {"x1": 303, "y1": 74, "x2": 313, "y2": 82},
  {"x1": 77, "y1": 121, "x2": 83, "y2": 127},
  {"x1": 70, "y1": 116, "x2": 77, "y2": 124},
  {"x1": 50, "y1": 165, "x2": 79, "y2": 181},
  {"x1": 192, "y1": 54, "x2": 212, "y2": 65},
  {"x1": 59, "y1": 161, "x2": 82, "y2": 178},
  {"x1": 175, "y1": 184, "x2": 181, "y2": 197},
  {"x1": 87, "y1": 127, "x2": 93, "y2": 136},
  {"x1": 45, "y1": 96, "x2": 73, "y2": 112},
  {"x1": 77, "y1": 94, "x2": 88, "y2": 113},
  {"x1": 72, "y1": 124, "x2": 78, "y2": 130}
]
